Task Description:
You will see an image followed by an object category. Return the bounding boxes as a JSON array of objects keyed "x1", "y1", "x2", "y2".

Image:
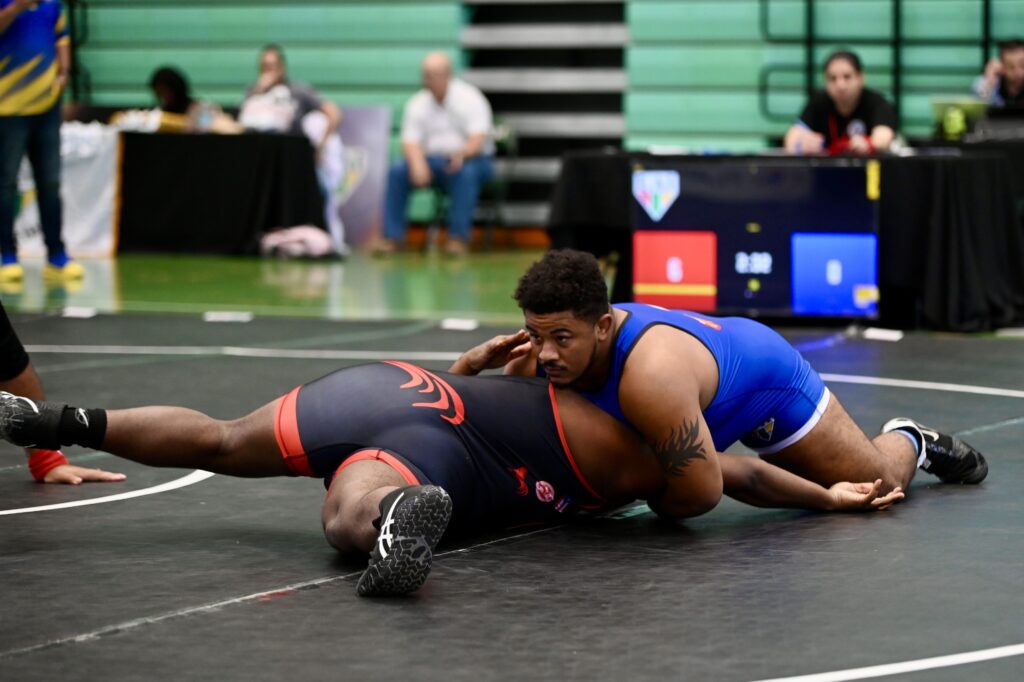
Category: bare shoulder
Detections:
[{"x1": 618, "y1": 326, "x2": 704, "y2": 431}]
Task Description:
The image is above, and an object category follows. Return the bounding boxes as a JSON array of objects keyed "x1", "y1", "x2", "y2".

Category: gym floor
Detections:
[{"x1": 1, "y1": 253, "x2": 1022, "y2": 681}]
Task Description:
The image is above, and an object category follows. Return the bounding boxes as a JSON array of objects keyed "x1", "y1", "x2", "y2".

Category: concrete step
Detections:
[
  {"x1": 477, "y1": 201, "x2": 551, "y2": 226},
  {"x1": 461, "y1": 24, "x2": 628, "y2": 49},
  {"x1": 463, "y1": 68, "x2": 627, "y2": 93},
  {"x1": 498, "y1": 113, "x2": 625, "y2": 138},
  {"x1": 494, "y1": 157, "x2": 562, "y2": 182}
]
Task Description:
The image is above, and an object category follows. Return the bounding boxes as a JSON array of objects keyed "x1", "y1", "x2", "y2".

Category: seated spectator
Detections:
[
  {"x1": 110, "y1": 67, "x2": 240, "y2": 134},
  {"x1": 148, "y1": 67, "x2": 240, "y2": 134},
  {"x1": 373, "y1": 52, "x2": 494, "y2": 257},
  {"x1": 239, "y1": 45, "x2": 346, "y2": 255},
  {"x1": 974, "y1": 39, "x2": 1024, "y2": 107},
  {"x1": 785, "y1": 50, "x2": 897, "y2": 155}
]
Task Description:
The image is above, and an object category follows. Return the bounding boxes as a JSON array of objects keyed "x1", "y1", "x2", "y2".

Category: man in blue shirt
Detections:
[{"x1": 0, "y1": 0, "x2": 83, "y2": 284}]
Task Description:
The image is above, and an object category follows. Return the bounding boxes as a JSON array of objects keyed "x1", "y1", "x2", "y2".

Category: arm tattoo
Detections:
[{"x1": 654, "y1": 418, "x2": 708, "y2": 477}]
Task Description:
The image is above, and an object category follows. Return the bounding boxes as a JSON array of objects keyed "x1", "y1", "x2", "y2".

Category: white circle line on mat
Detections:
[{"x1": 0, "y1": 470, "x2": 215, "y2": 516}]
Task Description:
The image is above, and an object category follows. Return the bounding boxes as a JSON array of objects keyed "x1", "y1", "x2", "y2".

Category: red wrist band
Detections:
[{"x1": 28, "y1": 449, "x2": 68, "y2": 482}]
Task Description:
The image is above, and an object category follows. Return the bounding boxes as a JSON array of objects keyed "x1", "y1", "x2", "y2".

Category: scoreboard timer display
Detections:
[{"x1": 631, "y1": 161, "x2": 880, "y2": 318}]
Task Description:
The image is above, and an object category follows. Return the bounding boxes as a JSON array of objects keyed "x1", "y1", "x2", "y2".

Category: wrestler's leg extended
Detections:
[
  {"x1": 0, "y1": 393, "x2": 290, "y2": 478},
  {"x1": 761, "y1": 394, "x2": 917, "y2": 495}
]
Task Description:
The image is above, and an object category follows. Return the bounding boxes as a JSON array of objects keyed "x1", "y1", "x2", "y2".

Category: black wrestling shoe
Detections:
[
  {"x1": 356, "y1": 485, "x2": 452, "y2": 597},
  {"x1": 882, "y1": 417, "x2": 988, "y2": 484},
  {"x1": 0, "y1": 392, "x2": 65, "y2": 450}
]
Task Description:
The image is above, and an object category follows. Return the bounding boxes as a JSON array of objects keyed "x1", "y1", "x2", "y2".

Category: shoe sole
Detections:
[{"x1": 356, "y1": 487, "x2": 452, "y2": 597}]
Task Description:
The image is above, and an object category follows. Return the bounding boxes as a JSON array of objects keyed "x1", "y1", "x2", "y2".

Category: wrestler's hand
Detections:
[
  {"x1": 448, "y1": 330, "x2": 532, "y2": 375},
  {"x1": 44, "y1": 464, "x2": 127, "y2": 485},
  {"x1": 827, "y1": 479, "x2": 903, "y2": 511}
]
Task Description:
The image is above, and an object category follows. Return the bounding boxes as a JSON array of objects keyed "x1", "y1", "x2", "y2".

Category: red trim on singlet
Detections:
[
  {"x1": 548, "y1": 384, "x2": 605, "y2": 502},
  {"x1": 274, "y1": 387, "x2": 313, "y2": 477},
  {"x1": 384, "y1": 360, "x2": 465, "y2": 425},
  {"x1": 335, "y1": 449, "x2": 421, "y2": 486}
]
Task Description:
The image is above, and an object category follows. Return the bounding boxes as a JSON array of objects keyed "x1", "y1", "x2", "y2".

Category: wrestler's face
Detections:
[{"x1": 523, "y1": 310, "x2": 613, "y2": 389}]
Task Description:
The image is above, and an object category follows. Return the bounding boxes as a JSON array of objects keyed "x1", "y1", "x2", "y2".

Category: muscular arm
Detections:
[
  {"x1": 622, "y1": 336, "x2": 723, "y2": 519},
  {"x1": 720, "y1": 453, "x2": 903, "y2": 512}
]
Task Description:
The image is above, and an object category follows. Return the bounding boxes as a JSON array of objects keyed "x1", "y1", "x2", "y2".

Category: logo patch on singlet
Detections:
[
  {"x1": 755, "y1": 418, "x2": 776, "y2": 442},
  {"x1": 535, "y1": 480, "x2": 556, "y2": 503},
  {"x1": 385, "y1": 361, "x2": 465, "y2": 425}
]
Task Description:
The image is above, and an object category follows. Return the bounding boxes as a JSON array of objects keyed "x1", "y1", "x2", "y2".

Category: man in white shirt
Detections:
[{"x1": 376, "y1": 52, "x2": 494, "y2": 256}]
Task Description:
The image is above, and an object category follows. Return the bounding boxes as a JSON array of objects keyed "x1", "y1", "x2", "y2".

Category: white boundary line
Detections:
[
  {"x1": 0, "y1": 470, "x2": 215, "y2": 516},
  {"x1": 25, "y1": 344, "x2": 463, "y2": 362},
  {"x1": 20, "y1": 344, "x2": 1024, "y2": 399},
  {"x1": 750, "y1": 643, "x2": 1024, "y2": 682},
  {"x1": 820, "y1": 372, "x2": 1024, "y2": 399}
]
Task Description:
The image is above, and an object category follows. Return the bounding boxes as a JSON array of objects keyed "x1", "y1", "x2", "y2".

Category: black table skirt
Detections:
[
  {"x1": 548, "y1": 150, "x2": 1024, "y2": 332},
  {"x1": 118, "y1": 132, "x2": 324, "y2": 255}
]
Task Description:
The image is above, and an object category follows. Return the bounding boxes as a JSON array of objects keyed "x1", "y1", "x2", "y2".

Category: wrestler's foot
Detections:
[
  {"x1": 882, "y1": 417, "x2": 988, "y2": 484},
  {"x1": 356, "y1": 485, "x2": 452, "y2": 597},
  {"x1": 0, "y1": 392, "x2": 65, "y2": 450}
]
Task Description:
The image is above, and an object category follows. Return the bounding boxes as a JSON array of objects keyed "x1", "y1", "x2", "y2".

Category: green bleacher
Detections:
[{"x1": 78, "y1": 0, "x2": 1022, "y2": 158}]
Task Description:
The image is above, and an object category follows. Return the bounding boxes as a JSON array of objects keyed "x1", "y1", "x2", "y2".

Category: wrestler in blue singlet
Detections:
[{"x1": 583, "y1": 303, "x2": 829, "y2": 454}]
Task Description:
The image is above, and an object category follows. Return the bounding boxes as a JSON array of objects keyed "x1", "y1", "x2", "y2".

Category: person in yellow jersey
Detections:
[{"x1": 0, "y1": 0, "x2": 83, "y2": 284}]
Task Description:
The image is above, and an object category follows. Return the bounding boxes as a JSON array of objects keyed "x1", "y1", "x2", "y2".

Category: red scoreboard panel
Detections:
[{"x1": 632, "y1": 231, "x2": 717, "y2": 311}]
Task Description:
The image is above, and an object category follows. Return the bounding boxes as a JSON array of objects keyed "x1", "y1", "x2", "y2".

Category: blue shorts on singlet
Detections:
[
  {"x1": 583, "y1": 303, "x2": 829, "y2": 454},
  {"x1": 275, "y1": 362, "x2": 608, "y2": 538}
]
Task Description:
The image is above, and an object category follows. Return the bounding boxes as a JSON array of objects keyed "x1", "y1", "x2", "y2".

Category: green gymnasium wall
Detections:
[
  {"x1": 78, "y1": 1, "x2": 1024, "y2": 156},
  {"x1": 626, "y1": 0, "x2": 1024, "y2": 151}
]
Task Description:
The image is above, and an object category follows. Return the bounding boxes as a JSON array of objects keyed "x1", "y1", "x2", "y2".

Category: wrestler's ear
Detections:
[{"x1": 594, "y1": 312, "x2": 614, "y2": 340}]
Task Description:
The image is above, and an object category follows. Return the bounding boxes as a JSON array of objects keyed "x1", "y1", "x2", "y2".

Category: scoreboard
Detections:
[{"x1": 631, "y1": 160, "x2": 881, "y2": 318}]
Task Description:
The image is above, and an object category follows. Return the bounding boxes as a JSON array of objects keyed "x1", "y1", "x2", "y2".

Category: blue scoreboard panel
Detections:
[{"x1": 631, "y1": 160, "x2": 880, "y2": 318}]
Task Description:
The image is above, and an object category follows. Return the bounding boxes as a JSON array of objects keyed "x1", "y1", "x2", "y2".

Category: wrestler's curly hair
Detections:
[{"x1": 513, "y1": 249, "x2": 610, "y2": 322}]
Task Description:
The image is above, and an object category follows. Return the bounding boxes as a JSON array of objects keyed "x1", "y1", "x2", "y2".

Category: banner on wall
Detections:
[
  {"x1": 14, "y1": 122, "x2": 118, "y2": 258},
  {"x1": 333, "y1": 106, "x2": 393, "y2": 247}
]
